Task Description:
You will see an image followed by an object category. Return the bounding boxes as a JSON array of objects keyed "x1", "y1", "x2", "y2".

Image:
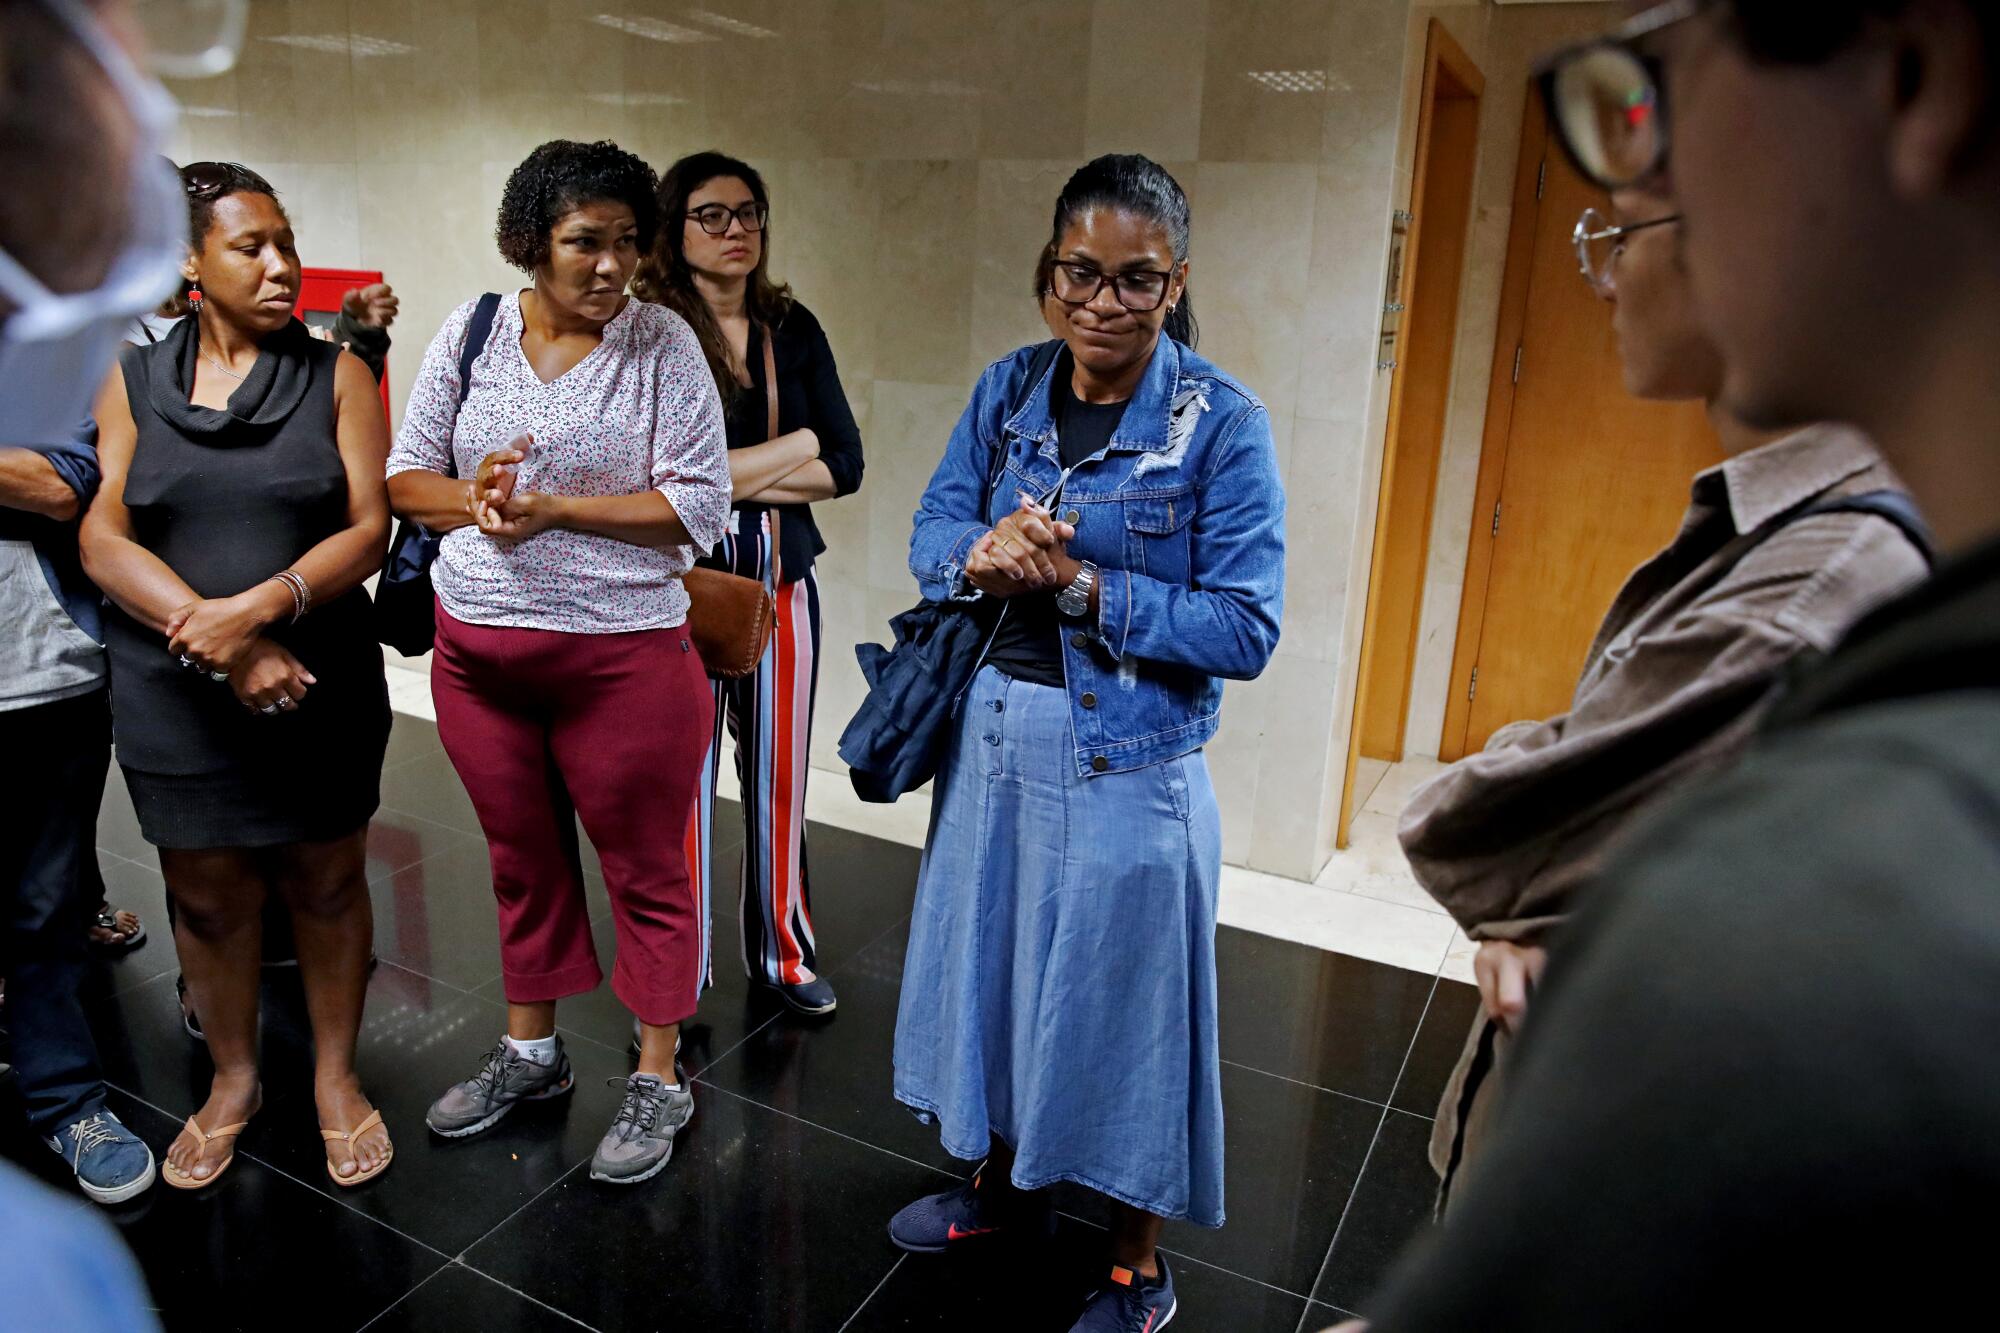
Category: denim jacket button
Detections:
[
  {"x1": 1091, "y1": 755, "x2": 1109, "y2": 772},
  {"x1": 1064, "y1": 509, "x2": 1081, "y2": 525},
  {"x1": 1080, "y1": 691, "x2": 1097, "y2": 709},
  {"x1": 1070, "y1": 632, "x2": 1089, "y2": 649}
]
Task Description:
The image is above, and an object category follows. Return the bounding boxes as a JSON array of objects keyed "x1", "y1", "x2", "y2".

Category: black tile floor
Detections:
[{"x1": 1, "y1": 713, "x2": 1477, "y2": 1332}]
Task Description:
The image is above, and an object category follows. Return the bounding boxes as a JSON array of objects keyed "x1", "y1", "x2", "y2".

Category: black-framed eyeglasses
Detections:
[
  {"x1": 1536, "y1": 0, "x2": 1705, "y2": 191},
  {"x1": 686, "y1": 202, "x2": 768, "y2": 235},
  {"x1": 1572, "y1": 207, "x2": 1681, "y2": 290},
  {"x1": 1050, "y1": 260, "x2": 1174, "y2": 313}
]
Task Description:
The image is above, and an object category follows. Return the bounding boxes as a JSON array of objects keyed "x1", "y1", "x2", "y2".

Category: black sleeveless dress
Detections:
[{"x1": 106, "y1": 318, "x2": 390, "y2": 849}]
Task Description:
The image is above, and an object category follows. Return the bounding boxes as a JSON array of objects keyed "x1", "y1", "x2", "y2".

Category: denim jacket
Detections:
[{"x1": 910, "y1": 336, "x2": 1286, "y2": 778}]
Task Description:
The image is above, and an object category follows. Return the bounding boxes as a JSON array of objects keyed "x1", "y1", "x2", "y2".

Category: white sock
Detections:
[{"x1": 505, "y1": 1034, "x2": 558, "y2": 1065}]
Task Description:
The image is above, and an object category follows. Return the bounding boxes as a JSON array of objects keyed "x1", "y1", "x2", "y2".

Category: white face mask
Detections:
[{"x1": 0, "y1": 0, "x2": 185, "y2": 448}]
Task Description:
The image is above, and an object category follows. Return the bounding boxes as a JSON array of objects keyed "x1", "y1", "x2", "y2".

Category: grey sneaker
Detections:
[
  {"x1": 426, "y1": 1039, "x2": 574, "y2": 1138},
  {"x1": 589, "y1": 1070, "x2": 693, "y2": 1185}
]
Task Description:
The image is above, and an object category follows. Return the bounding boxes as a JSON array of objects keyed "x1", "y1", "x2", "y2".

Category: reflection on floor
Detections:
[
  {"x1": 0, "y1": 713, "x2": 1481, "y2": 1332},
  {"x1": 386, "y1": 660, "x2": 1479, "y2": 987}
]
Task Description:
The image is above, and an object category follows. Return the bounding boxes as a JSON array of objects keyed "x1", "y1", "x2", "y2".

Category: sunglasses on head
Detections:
[
  {"x1": 1535, "y1": 0, "x2": 1706, "y2": 191},
  {"x1": 180, "y1": 161, "x2": 240, "y2": 199}
]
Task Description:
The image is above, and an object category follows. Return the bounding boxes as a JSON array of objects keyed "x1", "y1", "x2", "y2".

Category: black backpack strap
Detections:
[
  {"x1": 444, "y1": 292, "x2": 502, "y2": 481},
  {"x1": 1792, "y1": 488, "x2": 1936, "y2": 569},
  {"x1": 985, "y1": 339, "x2": 1064, "y2": 501},
  {"x1": 457, "y1": 292, "x2": 502, "y2": 409}
]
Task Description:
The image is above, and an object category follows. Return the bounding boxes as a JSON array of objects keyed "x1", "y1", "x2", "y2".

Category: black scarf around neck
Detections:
[{"x1": 145, "y1": 313, "x2": 316, "y2": 441}]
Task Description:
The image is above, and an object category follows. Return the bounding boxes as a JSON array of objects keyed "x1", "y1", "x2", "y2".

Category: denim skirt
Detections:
[{"x1": 892, "y1": 667, "x2": 1226, "y2": 1227}]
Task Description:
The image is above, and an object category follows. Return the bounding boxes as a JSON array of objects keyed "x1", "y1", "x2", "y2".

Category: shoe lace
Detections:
[
  {"x1": 67, "y1": 1114, "x2": 120, "y2": 1158},
  {"x1": 605, "y1": 1076, "x2": 666, "y2": 1138},
  {"x1": 469, "y1": 1042, "x2": 516, "y2": 1102}
]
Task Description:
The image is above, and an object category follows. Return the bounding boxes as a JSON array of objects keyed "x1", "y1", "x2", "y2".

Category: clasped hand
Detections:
[
  {"x1": 965, "y1": 495, "x2": 1078, "y2": 598},
  {"x1": 166, "y1": 592, "x2": 274, "y2": 674},
  {"x1": 467, "y1": 433, "x2": 559, "y2": 542}
]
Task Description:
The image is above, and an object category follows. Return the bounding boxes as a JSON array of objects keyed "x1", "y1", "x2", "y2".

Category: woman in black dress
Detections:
[{"x1": 81, "y1": 163, "x2": 394, "y2": 1189}]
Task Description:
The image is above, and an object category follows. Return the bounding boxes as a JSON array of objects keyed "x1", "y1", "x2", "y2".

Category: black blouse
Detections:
[{"x1": 710, "y1": 301, "x2": 864, "y2": 579}]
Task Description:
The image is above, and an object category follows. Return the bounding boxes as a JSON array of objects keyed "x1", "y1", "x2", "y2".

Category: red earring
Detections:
[{"x1": 186, "y1": 286, "x2": 203, "y2": 310}]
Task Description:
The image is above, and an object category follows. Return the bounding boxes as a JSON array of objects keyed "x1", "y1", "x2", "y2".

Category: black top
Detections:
[
  {"x1": 703, "y1": 301, "x2": 864, "y2": 580},
  {"x1": 104, "y1": 318, "x2": 384, "y2": 775},
  {"x1": 984, "y1": 352, "x2": 1129, "y2": 688},
  {"x1": 1368, "y1": 537, "x2": 2000, "y2": 1329}
]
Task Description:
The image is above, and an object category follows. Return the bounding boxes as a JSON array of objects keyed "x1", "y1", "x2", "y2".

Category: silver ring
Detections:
[
  {"x1": 210, "y1": 671, "x2": 230, "y2": 683},
  {"x1": 277, "y1": 697, "x2": 296, "y2": 710},
  {"x1": 260, "y1": 703, "x2": 280, "y2": 715},
  {"x1": 179, "y1": 654, "x2": 194, "y2": 668}
]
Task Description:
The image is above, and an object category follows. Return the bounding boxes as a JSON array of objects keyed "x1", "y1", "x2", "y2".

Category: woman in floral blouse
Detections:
[{"x1": 385, "y1": 139, "x2": 730, "y2": 1187}]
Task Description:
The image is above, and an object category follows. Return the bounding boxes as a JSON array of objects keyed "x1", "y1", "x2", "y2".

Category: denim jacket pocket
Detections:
[{"x1": 1123, "y1": 492, "x2": 1196, "y2": 584}]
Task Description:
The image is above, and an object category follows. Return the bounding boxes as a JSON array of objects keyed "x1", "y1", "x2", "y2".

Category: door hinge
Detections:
[
  {"x1": 1491, "y1": 500, "x2": 1502, "y2": 538},
  {"x1": 1536, "y1": 157, "x2": 1546, "y2": 200},
  {"x1": 1512, "y1": 345, "x2": 1523, "y2": 384},
  {"x1": 1468, "y1": 667, "x2": 1479, "y2": 702}
]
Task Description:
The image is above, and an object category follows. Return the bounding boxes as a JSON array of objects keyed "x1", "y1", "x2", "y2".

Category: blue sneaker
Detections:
[
  {"x1": 887, "y1": 1166, "x2": 1055, "y2": 1253},
  {"x1": 1071, "y1": 1253, "x2": 1177, "y2": 1332},
  {"x1": 46, "y1": 1108, "x2": 157, "y2": 1205}
]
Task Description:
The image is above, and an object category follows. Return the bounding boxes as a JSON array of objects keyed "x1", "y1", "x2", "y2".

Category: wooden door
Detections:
[
  {"x1": 1441, "y1": 97, "x2": 1721, "y2": 758},
  {"x1": 1337, "y1": 20, "x2": 1483, "y2": 849}
]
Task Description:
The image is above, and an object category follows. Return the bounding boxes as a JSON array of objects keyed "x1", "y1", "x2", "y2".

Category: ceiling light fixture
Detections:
[
  {"x1": 1245, "y1": 69, "x2": 1327, "y2": 93},
  {"x1": 590, "y1": 14, "x2": 718, "y2": 42},
  {"x1": 686, "y1": 9, "x2": 780, "y2": 39}
]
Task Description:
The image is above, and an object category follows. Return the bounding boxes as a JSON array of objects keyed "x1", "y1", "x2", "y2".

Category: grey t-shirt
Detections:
[{"x1": 0, "y1": 538, "x2": 104, "y2": 710}]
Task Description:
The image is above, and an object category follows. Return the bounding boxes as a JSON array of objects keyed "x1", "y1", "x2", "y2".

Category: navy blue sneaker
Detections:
[
  {"x1": 1071, "y1": 1253, "x2": 1177, "y2": 1332},
  {"x1": 46, "y1": 1108, "x2": 156, "y2": 1205},
  {"x1": 887, "y1": 1167, "x2": 1055, "y2": 1253}
]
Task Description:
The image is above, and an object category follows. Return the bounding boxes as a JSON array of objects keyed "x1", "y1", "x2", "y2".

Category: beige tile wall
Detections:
[{"x1": 160, "y1": 0, "x2": 1614, "y2": 881}]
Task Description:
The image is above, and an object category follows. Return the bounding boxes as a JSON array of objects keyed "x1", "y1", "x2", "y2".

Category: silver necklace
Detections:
[{"x1": 201, "y1": 346, "x2": 248, "y2": 380}]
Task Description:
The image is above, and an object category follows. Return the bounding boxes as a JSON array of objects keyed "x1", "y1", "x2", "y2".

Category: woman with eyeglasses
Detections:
[
  {"x1": 1399, "y1": 179, "x2": 1929, "y2": 1209},
  {"x1": 388, "y1": 140, "x2": 731, "y2": 1186},
  {"x1": 886, "y1": 155, "x2": 1285, "y2": 1331},
  {"x1": 80, "y1": 161, "x2": 395, "y2": 1189},
  {"x1": 632, "y1": 152, "x2": 864, "y2": 1019}
]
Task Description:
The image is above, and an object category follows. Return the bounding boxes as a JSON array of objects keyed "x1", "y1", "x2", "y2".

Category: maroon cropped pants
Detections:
[{"x1": 431, "y1": 606, "x2": 713, "y2": 1026}]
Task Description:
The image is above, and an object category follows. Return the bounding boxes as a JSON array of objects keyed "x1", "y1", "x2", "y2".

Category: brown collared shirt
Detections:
[
  {"x1": 1400, "y1": 423, "x2": 1928, "y2": 1196},
  {"x1": 1400, "y1": 423, "x2": 1927, "y2": 942}
]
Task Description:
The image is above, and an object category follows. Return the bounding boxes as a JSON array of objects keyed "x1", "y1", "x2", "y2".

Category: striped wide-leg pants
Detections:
[{"x1": 683, "y1": 511, "x2": 824, "y2": 990}]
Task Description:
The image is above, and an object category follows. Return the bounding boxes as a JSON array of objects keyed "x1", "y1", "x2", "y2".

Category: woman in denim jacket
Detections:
[{"x1": 887, "y1": 156, "x2": 1285, "y2": 1330}]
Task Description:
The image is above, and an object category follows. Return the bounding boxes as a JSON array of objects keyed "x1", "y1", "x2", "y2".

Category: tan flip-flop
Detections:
[
  {"x1": 162, "y1": 1113, "x2": 253, "y2": 1190},
  {"x1": 321, "y1": 1108, "x2": 393, "y2": 1188}
]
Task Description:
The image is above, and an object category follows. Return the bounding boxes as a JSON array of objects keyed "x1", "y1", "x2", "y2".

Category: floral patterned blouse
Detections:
[{"x1": 387, "y1": 291, "x2": 731, "y2": 634}]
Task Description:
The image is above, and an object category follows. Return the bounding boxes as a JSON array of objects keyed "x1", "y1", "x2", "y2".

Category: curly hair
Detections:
[
  {"x1": 495, "y1": 140, "x2": 660, "y2": 272},
  {"x1": 632, "y1": 150, "x2": 793, "y2": 405}
]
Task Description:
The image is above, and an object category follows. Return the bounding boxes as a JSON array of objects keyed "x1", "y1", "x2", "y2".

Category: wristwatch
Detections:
[{"x1": 1055, "y1": 560, "x2": 1098, "y2": 618}]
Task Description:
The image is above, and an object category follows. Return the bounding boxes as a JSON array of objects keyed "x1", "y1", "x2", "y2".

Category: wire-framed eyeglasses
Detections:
[{"x1": 1572, "y1": 207, "x2": 1681, "y2": 290}]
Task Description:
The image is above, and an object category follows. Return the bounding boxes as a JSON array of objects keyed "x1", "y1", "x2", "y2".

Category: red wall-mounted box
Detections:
[{"x1": 296, "y1": 266, "x2": 391, "y2": 420}]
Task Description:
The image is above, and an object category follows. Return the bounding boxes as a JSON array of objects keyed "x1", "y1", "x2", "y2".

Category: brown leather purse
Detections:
[{"x1": 683, "y1": 327, "x2": 780, "y2": 679}]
